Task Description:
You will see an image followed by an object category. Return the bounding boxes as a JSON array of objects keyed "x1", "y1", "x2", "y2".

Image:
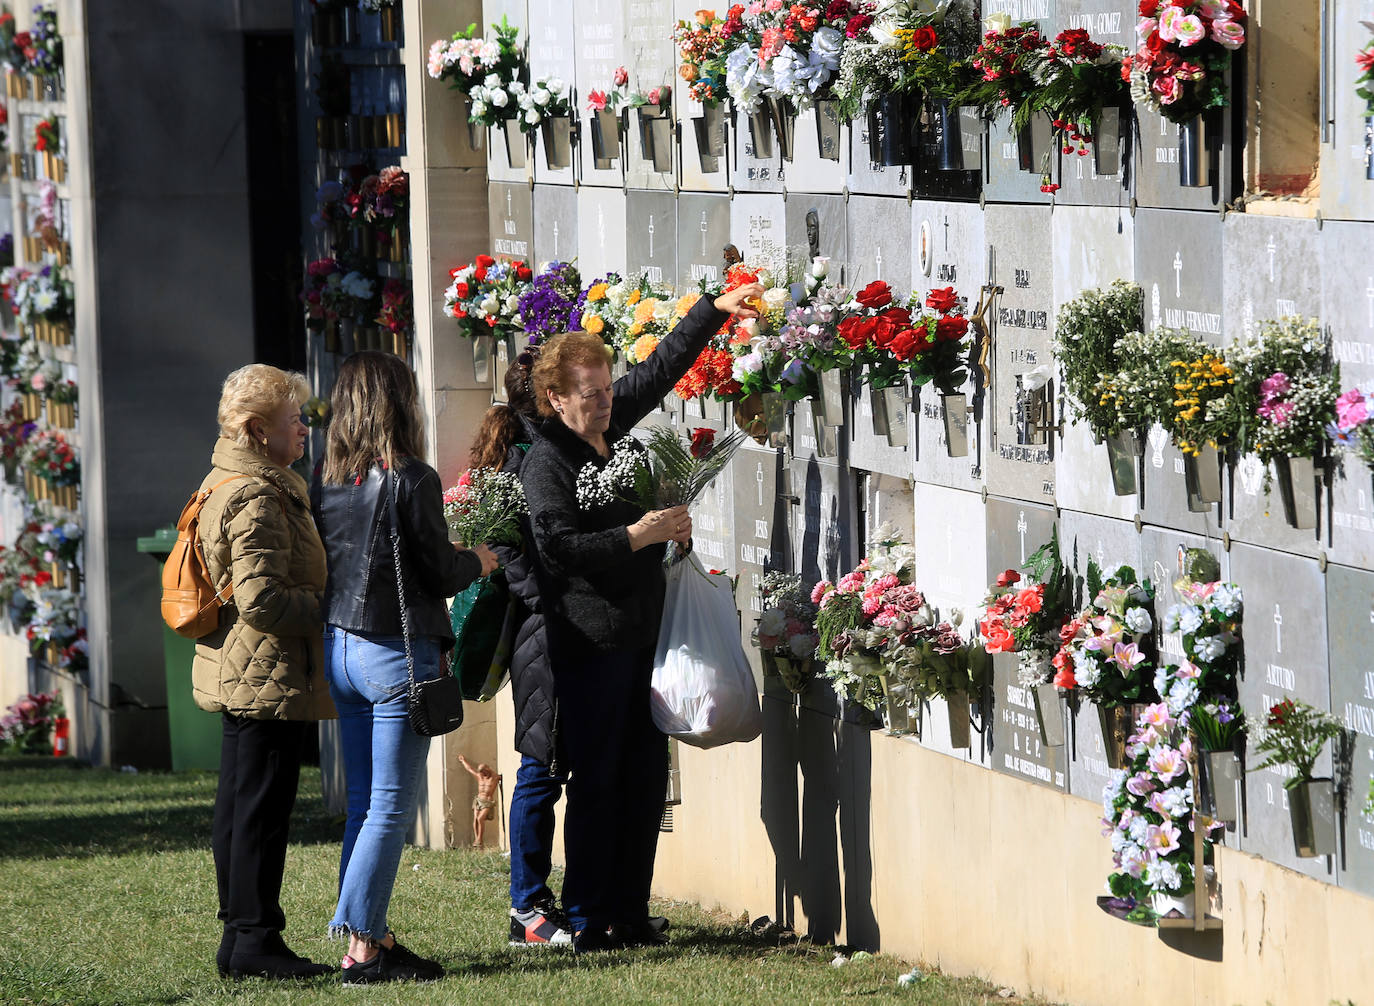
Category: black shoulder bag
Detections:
[{"x1": 388, "y1": 465, "x2": 465, "y2": 737}]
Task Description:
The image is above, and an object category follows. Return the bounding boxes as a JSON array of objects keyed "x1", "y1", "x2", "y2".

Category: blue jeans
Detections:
[
  {"x1": 325, "y1": 626, "x2": 438, "y2": 941},
  {"x1": 508, "y1": 754, "x2": 567, "y2": 911}
]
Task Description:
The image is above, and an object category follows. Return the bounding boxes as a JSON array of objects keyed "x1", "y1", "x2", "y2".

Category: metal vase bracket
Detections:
[
  {"x1": 1366, "y1": 116, "x2": 1374, "y2": 181},
  {"x1": 814, "y1": 368, "x2": 845, "y2": 428},
  {"x1": 1177, "y1": 113, "x2": 1216, "y2": 188},
  {"x1": 472, "y1": 336, "x2": 494, "y2": 385},
  {"x1": 1202, "y1": 750, "x2": 1241, "y2": 825},
  {"x1": 946, "y1": 690, "x2": 971, "y2": 749},
  {"x1": 1017, "y1": 113, "x2": 1053, "y2": 174},
  {"x1": 869, "y1": 384, "x2": 890, "y2": 438},
  {"x1": 931, "y1": 100, "x2": 979, "y2": 172},
  {"x1": 761, "y1": 392, "x2": 789, "y2": 448},
  {"x1": 1104, "y1": 430, "x2": 1139, "y2": 497},
  {"x1": 941, "y1": 393, "x2": 968, "y2": 457},
  {"x1": 503, "y1": 120, "x2": 527, "y2": 168},
  {"x1": 867, "y1": 92, "x2": 916, "y2": 166},
  {"x1": 748, "y1": 105, "x2": 775, "y2": 159},
  {"x1": 1289, "y1": 778, "x2": 1337, "y2": 858},
  {"x1": 590, "y1": 107, "x2": 620, "y2": 165},
  {"x1": 693, "y1": 101, "x2": 727, "y2": 172},
  {"x1": 1273, "y1": 455, "x2": 1319, "y2": 530},
  {"x1": 811, "y1": 413, "x2": 839, "y2": 458},
  {"x1": 466, "y1": 117, "x2": 485, "y2": 153},
  {"x1": 882, "y1": 385, "x2": 909, "y2": 448},
  {"x1": 1098, "y1": 704, "x2": 1140, "y2": 770},
  {"x1": 813, "y1": 98, "x2": 841, "y2": 161},
  {"x1": 1183, "y1": 443, "x2": 1222, "y2": 505},
  {"x1": 540, "y1": 115, "x2": 573, "y2": 170},
  {"x1": 1093, "y1": 105, "x2": 1123, "y2": 176},
  {"x1": 1032, "y1": 682, "x2": 1065, "y2": 747},
  {"x1": 767, "y1": 95, "x2": 796, "y2": 162}
]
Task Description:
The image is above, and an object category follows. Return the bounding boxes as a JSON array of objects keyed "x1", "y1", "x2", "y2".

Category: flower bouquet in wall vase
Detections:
[
  {"x1": 1359, "y1": 25, "x2": 1374, "y2": 180},
  {"x1": 426, "y1": 17, "x2": 527, "y2": 164},
  {"x1": 1250, "y1": 698, "x2": 1347, "y2": 858},
  {"x1": 443, "y1": 255, "x2": 534, "y2": 384},
  {"x1": 753, "y1": 572, "x2": 821, "y2": 694},
  {"x1": 585, "y1": 68, "x2": 630, "y2": 167},
  {"x1": 519, "y1": 75, "x2": 574, "y2": 171},
  {"x1": 629, "y1": 83, "x2": 675, "y2": 173},
  {"x1": 1190, "y1": 700, "x2": 1244, "y2": 825},
  {"x1": 1125, "y1": 0, "x2": 1247, "y2": 187},
  {"x1": 674, "y1": 12, "x2": 731, "y2": 170}
]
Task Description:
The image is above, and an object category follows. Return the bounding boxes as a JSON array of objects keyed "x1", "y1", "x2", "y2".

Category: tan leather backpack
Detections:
[{"x1": 160, "y1": 475, "x2": 248, "y2": 638}]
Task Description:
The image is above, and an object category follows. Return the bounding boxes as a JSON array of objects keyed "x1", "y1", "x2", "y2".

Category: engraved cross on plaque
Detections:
[
  {"x1": 507, "y1": 189, "x2": 513, "y2": 220},
  {"x1": 648, "y1": 214, "x2": 655, "y2": 258},
  {"x1": 1274, "y1": 603, "x2": 1283, "y2": 655},
  {"x1": 700, "y1": 211, "x2": 709, "y2": 257},
  {"x1": 942, "y1": 214, "x2": 950, "y2": 251},
  {"x1": 755, "y1": 462, "x2": 765, "y2": 506},
  {"x1": 1266, "y1": 235, "x2": 1276, "y2": 283},
  {"x1": 553, "y1": 219, "x2": 560, "y2": 258},
  {"x1": 1173, "y1": 250, "x2": 1183, "y2": 298},
  {"x1": 874, "y1": 243, "x2": 884, "y2": 279},
  {"x1": 597, "y1": 205, "x2": 606, "y2": 251},
  {"x1": 1016, "y1": 510, "x2": 1028, "y2": 564}
]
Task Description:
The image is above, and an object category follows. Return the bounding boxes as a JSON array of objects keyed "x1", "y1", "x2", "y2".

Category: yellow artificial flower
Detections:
[
  {"x1": 627, "y1": 289, "x2": 642, "y2": 306},
  {"x1": 629, "y1": 320, "x2": 644, "y2": 337},
  {"x1": 588, "y1": 283, "x2": 609, "y2": 302},
  {"x1": 582, "y1": 313, "x2": 605, "y2": 335},
  {"x1": 675, "y1": 293, "x2": 700, "y2": 316},
  {"x1": 634, "y1": 298, "x2": 658, "y2": 324},
  {"x1": 632, "y1": 332, "x2": 659, "y2": 362}
]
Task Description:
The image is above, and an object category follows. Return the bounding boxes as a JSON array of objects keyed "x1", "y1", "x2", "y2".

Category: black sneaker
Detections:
[
  {"x1": 614, "y1": 920, "x2": 669, "y2": 948},
  {"x1": 509, "y1": 900, "x2": 573, "y2": 947},
  {"x1": 340, "y1": 944, "x2": 443, "y2": 986},
  {"x1": 571, "y1": 924, "x2": 620, "y2": 954},
  {"x1": 647, "y1": 916, "x2": 670, "y2": 935},
  {"x1": 228, "y1": 951, "x2": 335, "y2": 980}
]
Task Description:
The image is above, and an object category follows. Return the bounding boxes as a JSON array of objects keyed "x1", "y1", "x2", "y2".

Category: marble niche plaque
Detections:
[
  {"x1": 1324, "y1": 220, "x2": 1374, "y2": 572},
  {"x1": 732, "y1": 442, "x2": 792, "y2": 686},
  {"x1": 676, "y1": 192, "x2": 733, "y2": 290},
  {"x1": 982, "y1": 204, "x2": 1056, "y2": 504},
  {"x1": 986, "y1": 496, "x2": 1068, "y2": 792},
  {"x1": 688, "y1": 441, "x2": 736, "y2": 593},
  {"x1": 732, "y1": 102, "x2": 787, "y2": 195},
  {"x1": 1134, "y1": 103, "x2": 1234, "y2": 212},
  {"x1": 576, "y1": 186, "x2": 628, "y2": 279},
  {"x1": 730, "y1": 192, "x2": 788, "y2": 273},
  {"x1": 1230, "y1": 542, "x2": 1335, "y2": 881},
  {"x1": 488, "y1": 182, "x2": 534, "y2": 263},
  {"x1": 1326, "y1": 563, "x2": 1374, "y2": 897},
  {"x1": 910, "y1": 200, "x2": 987, "y2": 494},
  {"x1": 1050, "y1": 1, "x2": 1135, "y2": 207},
  {"x1": 625, "y1": 188, "x2": 678, "y2": 288},
  {"x1": 532, "y1": 184, "x2": 578, "y2": 267},
  {"x1": 482, "y1": 0, "x2": 532, "y2": 185},
  {"x1": 1318, "y1": 0, "x2": 1374, "y2": 223},
  {"x1": 912, "y1": 481, "x2": 990, "y2": 765},
  {"x1": 1051, "y1": 205, "x2": 1137, "y2": 521},
  {"x1": 784, "y1": 195, "x2": 847, "y2": 270},
  {"x1": 1134, "y1": 208, "x2": 1225, "y2": 531},
  {"x1": 1056, "y1": 510, "x2": 1144, "y2": 802},
  {"x1": 980, "y1": 0, "x2": 1057, "y2": 205},
  {"x1": 574, "y1": 0, "x2": 627, "y2": 187},
  {"x1": 623, "y1": 0, "x2": 676, "y2": 191},
  {"x1": 847, "y1": 105, "x2": 910, "y2": 199},
  {"x1": 528, "y1": 0, "x2": 577, "y2": 185},
  {"x1": 780, "y1": 103, "x2": 847, "y2": 196}
]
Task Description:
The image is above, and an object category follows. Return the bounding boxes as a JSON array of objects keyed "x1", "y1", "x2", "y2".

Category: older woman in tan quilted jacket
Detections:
[{"x1": 191, "y1": 364, "x2": 336, "y2": 981}]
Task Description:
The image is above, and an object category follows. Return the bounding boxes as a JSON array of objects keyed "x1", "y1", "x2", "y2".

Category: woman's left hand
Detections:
[{"x1": 714, "y1": 283, "x2": 765, "y2": 318}]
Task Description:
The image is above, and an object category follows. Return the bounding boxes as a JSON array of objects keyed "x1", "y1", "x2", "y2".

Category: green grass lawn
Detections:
[{"x1": 0, "y1": 756, "x2": 1052, "y2": 1005}]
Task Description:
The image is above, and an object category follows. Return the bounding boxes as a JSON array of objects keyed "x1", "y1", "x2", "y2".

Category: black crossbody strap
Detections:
[{"x1": 386, "y1": 465, "x2": 418, "y2": 697}]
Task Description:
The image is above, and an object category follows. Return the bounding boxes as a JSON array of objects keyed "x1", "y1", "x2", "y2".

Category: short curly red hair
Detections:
[{"x1": 530, "y1": 331, "x2": 613, "y2": 418}]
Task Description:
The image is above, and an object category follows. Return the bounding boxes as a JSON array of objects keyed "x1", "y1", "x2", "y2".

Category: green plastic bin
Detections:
[{"x1": 137, "y1": 527, "x2": 221, "y2": 771}]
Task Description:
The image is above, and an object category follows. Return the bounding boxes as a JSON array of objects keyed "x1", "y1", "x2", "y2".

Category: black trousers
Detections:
[
  {"x1": 212, "y1": 713, "x2": 307, "y2": 954},
  {"x1": 555, "y1": 645, "x2": 668, "y2": 932}
]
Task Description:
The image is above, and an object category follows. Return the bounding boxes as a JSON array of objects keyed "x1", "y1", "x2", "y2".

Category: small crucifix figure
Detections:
[
  {"x1": 1266, "y1": 235, "x2": 1277, "y2": 283},
  {"x1": 1274, "y1": 603, "x2": 1283, "y2": 655},
  {"x1": 458, "y1": 754, "x2": 502, "y2": 849},
  {"x1": 648, "y1": 214, "x2": 655, "y2": 258},
  {"x1": 700, "y1": 210, "x2": 709, "y2": 257},
  {"x1": 1173, "y1": 250, "x2": 1183, "y2": 298},
  {"x1": 755, "y1": 461, "x2": 765, "y2": 506},
  {"x1": 1016, "y1": 511, "x2": 1028, "y2": 564}
]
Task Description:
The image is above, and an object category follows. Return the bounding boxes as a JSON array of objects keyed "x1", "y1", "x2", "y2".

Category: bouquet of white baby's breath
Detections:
[
  {"x1": 575, "y1": 426, "x2": 746, "y2": 512},
  {"x1": 443, "y1": 467, "x2": 526, "y2": 547}
]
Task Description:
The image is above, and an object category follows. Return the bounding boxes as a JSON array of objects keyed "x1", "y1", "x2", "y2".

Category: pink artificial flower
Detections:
[
  {"x1": 1152, "y1": 73, "x2": 1181, "y2": 105},
  {"x1": 1335, "y1": 388, "x2": 1368, "y2": 431},
  {"x1": 612, "y1": 66, "x2": 629, "y2": 87},
  {"x1": 1136, "y1": 17, "x2": 1157, "y2": 45},
  {"x1": 586, "y1": 89, "x2": 608, "y2": 111},
  {"x1": 1144, "y1": 822, "x2": 1182, "y2": 857},
  {"x1": 1111, "y1": 641, "x2": 1146, "y2": 675},
  {"x1": 759, "y1": 26, "x2": 785, "y2": 63},
  {"x1": 811, "y1": 580, "x2": 834, "y2": 605},
  {"x1": 1157, "y1": 6, "x2": 1184, "y2": 42},
  {"x1": 1126, "y1": 772, "x2": 1156, "y2": 797},
  {"x1": 745, "y1": 1, "x2": 764, "y2": 14},
  {"x1": 30, "y1": 373, "x2": 46, "y2": 391},
  {"x1": 1148, "y1": 747, "x2": 1186, "y2": 784},
  {"x1": 1172, "y1": 13, "x2": 1206, "y2": 46},
  {"x1": 1259, "y1": 371, "x2": 1291, "y2": 401},
  {"x1": 1210, "y1": 18, "x2": 1245, "y2": 50},
  {"x1": 646, "y1": 87, "x2": 662, "y2": 105},
  {"x1": 1140, "y1": 702, "x2": 1175, "y2": 731}
]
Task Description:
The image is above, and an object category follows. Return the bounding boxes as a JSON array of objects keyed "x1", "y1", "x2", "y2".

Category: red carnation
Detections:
[
  {"x1": 454, "y1": 282, "x2": 470, "y2": 299},
  {"x1": 995, "y1": 569, "x2": 1020, "y2": 588},
  {"x1": 855, "y1": 281, "x2": 892, "y2": 309}
]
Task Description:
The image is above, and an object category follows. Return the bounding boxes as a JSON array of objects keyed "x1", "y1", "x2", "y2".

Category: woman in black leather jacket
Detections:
[
  {"x1": 522, "y1": 283, "x2": 762, "y2": 952},
  {"x1": 311, "y1": 352, "x2": 497, "y2": 985}
]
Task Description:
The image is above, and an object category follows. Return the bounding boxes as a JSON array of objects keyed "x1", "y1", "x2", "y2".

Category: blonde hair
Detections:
[
  {"x1": 321, "y1": 351, "x2": 426, "y2": 484},
  {"x1": 531, "y1": 332, "x2": 613, "y2": 418},
  {"x1": 217, "y1": 364, "x2": 310, "y2": 454}
]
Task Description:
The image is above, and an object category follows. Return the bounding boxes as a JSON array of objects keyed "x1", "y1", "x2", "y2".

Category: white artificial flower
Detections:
[
  {"x1": 651, "y1": 299, "x2": 672, "y2": 322},
  {"x1": 1124, "y1": 606, "x2": 1153, "y2": 635},
  {"x1": 1211, "y1": 583, "x2": 1242, "y2": 617},
  {"x1": 1192, "y1": 635, "x2": 1225, "y2": 662},
  {"x1": 1177, "y1": 605, "x2": 1204, "y2": 635},
  {"x1": 483, "y1": 73, "x2": 501, "y2": 89},
  {"x1": 489, "y1": 88, "x2": 509, "y2": 108},
  {"x1": 524, "y1": 107, "x2": 541, "y2": 124},
  {"x1": 811, "y1": 256, "x2": 830, "y2": 279},
  {"x1": 787, "y1": 634, "x2": 814, "y2": 658},
  {"x1": 480, "y1": 296, "x2": 499, "y2": 315},
  {"x1": 504, "y1": 294, "x2": 521, "y2": 313},
  {"x1": 531, "y1": 87, "x2": 551, "y2": 106},
  {"x1": 759, "y1": 608, "x2": 786, "y2": 635},
  {"x1": 471, "y1": 101, "x2": 488, "y2": 119},
  {"x1": 547, "y1": 76, "x2": 565, "y2": 97},
  {"x1": 983, "y1": 10, "x2": 1012, "y2": 34},
  {"x1": 763, "y1": 287, "x2": 789, "y2": 311}
]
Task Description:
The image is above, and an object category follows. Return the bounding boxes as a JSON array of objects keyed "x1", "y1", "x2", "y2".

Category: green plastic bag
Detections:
[{"x1": 450, "y1": 572, "x2": 514, "y2": 701}]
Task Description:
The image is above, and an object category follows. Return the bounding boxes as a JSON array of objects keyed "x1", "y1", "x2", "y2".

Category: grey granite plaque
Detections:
[
  {"x1": 733, "y1": 442, "x2": 792, "y2": 684},
  {"x1": 676, "y1": 192, "x2": 733, "y2": 289},
  {"x1": 1324, "y1": 221, "x2": 1374, "y2": 571},
  {"x1": 1224, "y1": 451, "x2": 1327, "y2": 561},
  {"x1": 1318, "y1": 1, "x2": 1374, "y2": 223},
  {"x1": 1230, "y1": 542, "x2": 1335, "y2": 881},
  {"x1": 910, "y1": 200, "x2": 987, "y2": 493},
  {"x1": 1134, "y1": 103, "x2": 1233, "y2": 212},
  {"x1": 984, "y1": 112, "x2": 1054, "y2": 206},
  {"x1": 573, "y1": 0, "x2": 627, "y2": 186},
  {"x1": 483, "y1": 0, "x2": 533, "y2": 185},
  {"x1": 1327, "y1": 563, "x2": 1374, "y2": 897},
  {"x1": 623, "y1": 0, "x2": 676, "y2": 191},
  {"x1": 788, "y1": 456, "x2": 856, "y2": 591},
  {"x1": 1222, "y1": 213, "x2": 1323, "y2": 345},
  {"x1": 1051, "y1": 0, "x2": 1135, "y2": 207},
  {"x1": 625, "y1": 189, "x2": 678, "y2": 288},
  {"x1": 529, "y1": 0, "x2": 577, "y2": 184},
  {"x1": 784, "y1": 195, "x2": 847, "y2": 271},
  {"x1": 847, "y1": 112, "x2": 910, "y2": 199},
  {"x1": 1051, "y1": 206, "x2": 1137, "y2": 520},
  {"x1": 488, "y1": 181, "x2": 534, "y2": 263},
  {"x1": 1135, "y1": 207, "x2": 1224, "y2": 343},
  {"x1": 576, "y1": 186, "x2": 628, "y2": 278},
  {"x1": 782, "y1": 106, "x2": 847, "y2": 196},
  {"x1": 845, "y1": 195, "x2": 911, "y2": 296},
  {"x1": 688, "y1": 432, "x2": 737, "y2": 582},
  {"x1": 982, "y1": 204, "x2": 1056, "y2": 503},
  {"x1": 730, "y1": 192, "x2": 788, "y2": 273},
  {"x1": 848, "y1": 380, "x2": 912, "y2": 480},
  {"x1": 533, "y1": 183, "x2": 578, "y2": 267}
]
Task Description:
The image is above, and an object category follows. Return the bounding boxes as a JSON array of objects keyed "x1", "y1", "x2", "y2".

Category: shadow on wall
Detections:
[{"x1": 761, "y1": 684, "x2": 880, "y2": 950}]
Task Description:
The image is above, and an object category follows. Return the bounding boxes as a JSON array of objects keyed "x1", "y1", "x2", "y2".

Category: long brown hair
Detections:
[
  {"x1": 322, "y1": 351, "x2": 426, "y2": 484},
  {"x1": 468, "y1": 354, "x2": 539, "y2": 470}
]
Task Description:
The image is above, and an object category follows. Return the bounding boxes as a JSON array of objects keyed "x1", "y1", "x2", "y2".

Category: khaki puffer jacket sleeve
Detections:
[{"x1": 224, "y1": 485, "x2": 323, "y2": 637}]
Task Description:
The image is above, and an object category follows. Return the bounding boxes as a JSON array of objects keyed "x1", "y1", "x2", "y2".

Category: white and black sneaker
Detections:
[{"x1": 508, "y1": 900, "x2": 573, "y2": 947}]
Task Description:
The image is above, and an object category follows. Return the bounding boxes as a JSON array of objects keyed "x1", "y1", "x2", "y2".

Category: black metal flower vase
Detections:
[
  {"x1": 1178, "y1": 112, "x2": 1217, "y2": 188},
  {"x1": 867, "y1": 93, "x2": 917, "y2": 166}
]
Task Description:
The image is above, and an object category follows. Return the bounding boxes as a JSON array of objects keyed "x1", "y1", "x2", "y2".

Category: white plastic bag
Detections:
[{"x1": 650, "y1": 553, "x2": 763, "y2": 748}]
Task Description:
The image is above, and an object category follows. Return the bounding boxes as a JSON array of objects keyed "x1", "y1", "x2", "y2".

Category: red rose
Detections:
[
  {"x1": 689, "y1": 427, "x2": 715, "y2": 459},
  {"x1": 845, "y1": 14, "x2": 872, "y2": 38},
  {"x1": 855, "y1": 281, "x2": 892, "y2": 310},
  {"x1": 995, "y1": 569, "x2": 1020, "y2": 587},
  {"x1": 837, "y1": 316, "x2": 874, "y2": 350},
  {"x1": 474, "y1": 268, "x2": 487, "y2": 282},
  {"x1": 454, "y1": 282, "x2": 470, "y2": 298},
  {"x1": 475, "y1": 254, "x2": 495, "y2": 268},
  {"x1": 1138, "y1": 0, "x2": 1159, "y2": 15},
  {"x1": 925, "y1": 286, "x2": 959, "y2": 313},
  {"x1": 516, "y1": 264, "x2": 533, "y2": 280},
  {"x1": 879, "y1": 306, "x2": 911, "y2": 328},
  {"x1": 936, "y1": 315, "x2": 969, "y2": 342},
  {"x1": 910, "y1": 25, "x2": 939, "y2": 52}
]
